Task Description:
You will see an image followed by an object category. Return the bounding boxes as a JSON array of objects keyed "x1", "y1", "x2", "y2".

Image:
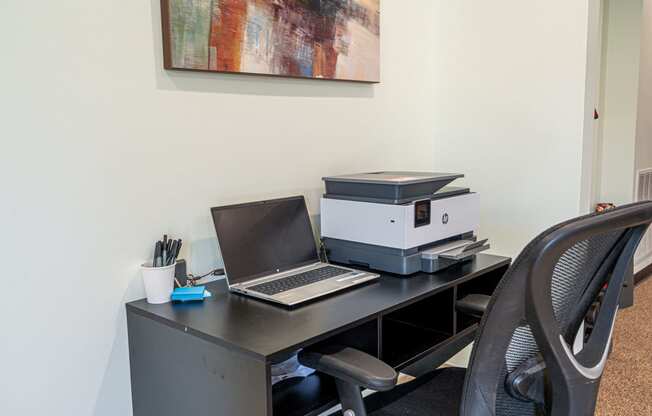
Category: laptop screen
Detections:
[{"x1": 211, "y1": 196, "x2": 320, "y2": 286}]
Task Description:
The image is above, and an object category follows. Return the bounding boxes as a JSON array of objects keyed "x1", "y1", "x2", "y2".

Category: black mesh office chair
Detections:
[{"x1": 299, "y1": 202, "x2": 652, "y2": 416}]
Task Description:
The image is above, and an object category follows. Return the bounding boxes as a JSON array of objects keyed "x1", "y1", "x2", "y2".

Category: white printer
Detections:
[{"x1": 320, "y1": 172, "x2": 489, "y2": 275}]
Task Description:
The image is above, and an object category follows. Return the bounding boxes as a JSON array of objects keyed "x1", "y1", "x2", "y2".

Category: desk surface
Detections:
[{"x1": 127, "y1": 254, "x2": 510, "y2": 362}]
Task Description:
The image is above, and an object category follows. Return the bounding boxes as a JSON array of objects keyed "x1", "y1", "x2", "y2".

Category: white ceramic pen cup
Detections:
[{"x1": 141, "y1": 262, "x2": 176, "y2": 304}]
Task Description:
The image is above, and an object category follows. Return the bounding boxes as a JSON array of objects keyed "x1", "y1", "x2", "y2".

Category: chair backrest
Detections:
[{"x1": 460, "y1": 202, "x2": 652, "y2": 416}]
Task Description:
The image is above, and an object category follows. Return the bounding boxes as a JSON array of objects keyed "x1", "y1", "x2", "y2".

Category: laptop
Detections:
[{"x1": 211, "y1": 196, "x2": 379, "y2": 307}]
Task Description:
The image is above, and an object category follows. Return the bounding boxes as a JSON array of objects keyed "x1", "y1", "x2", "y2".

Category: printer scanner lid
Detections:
[
  {"x1": 322, "y1": 171, "x2": 466, "y2": 205},
  {"x1": 322, "y1": 171, "x2": 463, "y2": 185}
]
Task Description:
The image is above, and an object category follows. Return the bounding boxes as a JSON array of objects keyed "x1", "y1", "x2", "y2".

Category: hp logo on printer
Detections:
[{"x1": 442, "y1": 213, "x2": 449, "y2": 224}]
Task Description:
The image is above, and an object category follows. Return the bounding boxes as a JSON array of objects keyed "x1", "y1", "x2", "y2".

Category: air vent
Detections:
[{"x1": 635, "y1": 168, "x2": 652, "y2": 268}]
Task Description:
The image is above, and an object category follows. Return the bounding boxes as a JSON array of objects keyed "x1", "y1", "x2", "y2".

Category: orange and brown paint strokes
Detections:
[{"x1": 164, "y1": 0, "x2": 380, "y2": 82}]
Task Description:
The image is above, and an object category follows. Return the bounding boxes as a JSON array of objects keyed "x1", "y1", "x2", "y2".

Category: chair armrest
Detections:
[
  {"x1": 299, "y1": 345, "x2": 398, "y2": 392},
  {"x1": 456, "y1": 294, "x2": 491, "y2": 317}
]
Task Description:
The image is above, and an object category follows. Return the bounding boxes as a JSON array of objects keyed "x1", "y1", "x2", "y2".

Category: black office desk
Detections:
[{"x1": 127, "y1": 254, "x2": 510, "y2": 416}]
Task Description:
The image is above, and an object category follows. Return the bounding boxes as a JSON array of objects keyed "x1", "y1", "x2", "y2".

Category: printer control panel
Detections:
[{"x1": 414, "y1": 200, "x2": 431, "y2": 228}]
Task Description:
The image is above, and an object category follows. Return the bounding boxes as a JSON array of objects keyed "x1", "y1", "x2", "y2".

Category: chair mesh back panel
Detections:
[
  {"x1": 457, "y1": 205, "x2": 648, "y2": 416},
  {"x1": 496, "y1": 327, "x2": 538, "y2": 415},
  {"x1": 550, "y1": 235, "x2": 621, "y2": 329}
]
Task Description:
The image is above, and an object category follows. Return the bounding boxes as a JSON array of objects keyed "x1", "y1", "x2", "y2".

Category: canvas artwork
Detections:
[{"x1": 162, "y1": 0, "x2": 380, "y2": 82}]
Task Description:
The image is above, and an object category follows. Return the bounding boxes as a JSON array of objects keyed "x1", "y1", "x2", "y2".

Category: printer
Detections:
[{"x1": 320, "y1": 172, "x2": 489, "y2": 275}]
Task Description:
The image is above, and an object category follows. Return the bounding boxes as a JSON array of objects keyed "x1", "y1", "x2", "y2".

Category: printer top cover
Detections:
[{"x1": 322, "y1": 171, "x2": 465, "y2": 205}]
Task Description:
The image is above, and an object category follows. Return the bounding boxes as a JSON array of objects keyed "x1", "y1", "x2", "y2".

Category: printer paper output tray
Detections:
[
  {"x1": 421, "y1": 239, "x2": 490, "y2": 261},
  {"x1": 420, "y1": 239, "x2": 489, "y2": 273},
  {"x1": 324, "y1": 236, "x2": 490, "y2": 276}
]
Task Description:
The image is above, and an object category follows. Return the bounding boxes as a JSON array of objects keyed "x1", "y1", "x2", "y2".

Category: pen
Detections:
[
  {"x1": 154, "y1": 241, "x2": 163, "y2": 267},
  {"x1": 161, "y1": 242, "x2": 166, "y2": 267},
  {"x1": 175, "y1": 239, "x2": 182, "y2": 262},
  {"x1": 162, "y1": 239, "x2": 168, "y2": 267},
  {"x1": 152, "y1": 241, "x2": 158, "y2": 267},
  {"x1": 168, "y1": 240, "x2": 178, "y2": 265},
  {"x1": 172, "y1": 239, "x2": 178, "y2": 262}
]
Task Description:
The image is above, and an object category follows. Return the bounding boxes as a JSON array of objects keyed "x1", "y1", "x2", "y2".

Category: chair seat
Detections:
[{"x1": 361, "y1": 367, "x2": 467, "y2": 416}]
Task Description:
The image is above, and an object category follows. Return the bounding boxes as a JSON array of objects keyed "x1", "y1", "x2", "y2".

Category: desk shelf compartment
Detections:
[
  {"x1": 455, "y1": 263, "x2": 509, "y2": 332},
  {"x1": 271, "y1": 319, "x2": 378, "y2": 416},
  {"x1": 272, "y1": 372, "x2": 337, "y2": 416},
  {"x1": 381, "y1": 288, "x2": 455, "y2": 369}
]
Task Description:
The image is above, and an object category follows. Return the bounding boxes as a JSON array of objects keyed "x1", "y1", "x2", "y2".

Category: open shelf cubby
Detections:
[
  {"x1": 381, "y1": 288, "x2": 455, "y2": 369},
  {"x1": 455, "y1": 263, "x2": 509, "y2": 332},
  {"x1": 272, "y1": 372, "x2": 337, "y2": 416},
  {"x1": 272, "y1": 318, "x2": 379, "y2": 416}
]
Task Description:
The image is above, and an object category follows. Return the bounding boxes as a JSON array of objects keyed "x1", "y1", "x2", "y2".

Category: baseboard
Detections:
[{"x1": 634, "y1": 263, "x2": 652, "y2": 286}]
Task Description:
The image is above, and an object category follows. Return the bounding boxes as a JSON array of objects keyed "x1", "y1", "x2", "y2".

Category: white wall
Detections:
[
  {"x1": 0, "y1": 1, "x2": 597, "y2": 415},
  {"x1": 429, "y1": 1, "x2": 593, "y2": 257},
  {"x1": 0, "y1": 2, "x2": 437, "y2": 415},
  {"x1": 637, "y1": 0, "x2": 652, "y2": 176},
  {"x1": 581, "y1": 0, "x2": 606, "y2": 213},
  {"x1": 598, "y1": 0, "x2": 643, "y2": 206},
  {"x1": 635, "y1": 0, "x2": 652, "y2": 270}
]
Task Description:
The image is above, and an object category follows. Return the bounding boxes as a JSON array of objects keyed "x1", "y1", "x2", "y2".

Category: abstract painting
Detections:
[{"x1": 161, "y1": 0, "x2": 380, "y2": 82}]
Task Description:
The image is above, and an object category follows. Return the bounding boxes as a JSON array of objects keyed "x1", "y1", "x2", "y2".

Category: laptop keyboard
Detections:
[{"x1": 248, "y1": 266, "x2": 350, "y2": 296}]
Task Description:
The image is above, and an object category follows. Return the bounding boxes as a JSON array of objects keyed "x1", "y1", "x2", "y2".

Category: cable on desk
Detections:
[{"x1": 185, "y1": 268, "x2": 225, "y2": 286}]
